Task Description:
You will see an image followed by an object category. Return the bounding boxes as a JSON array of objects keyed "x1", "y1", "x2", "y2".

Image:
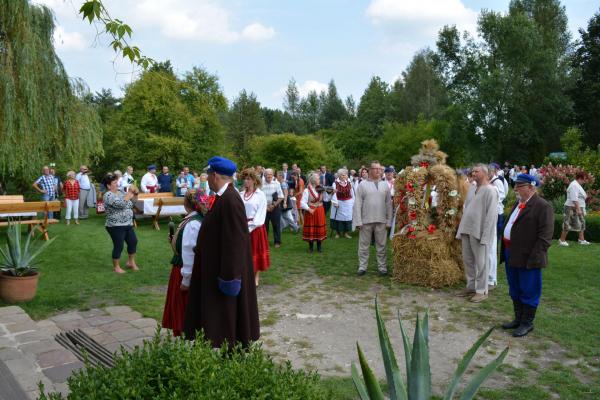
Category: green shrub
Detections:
[
  {"x1": 39, "y1": 331, "x2": 327, "y2": 400},
  {"x1": 553, "y1": 214, "x2": 600, "y2": 242}
]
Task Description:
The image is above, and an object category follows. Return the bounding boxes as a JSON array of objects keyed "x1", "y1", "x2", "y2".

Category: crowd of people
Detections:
[{"x1": 28, "y1": 155, "x2": 594, "y2": 345}]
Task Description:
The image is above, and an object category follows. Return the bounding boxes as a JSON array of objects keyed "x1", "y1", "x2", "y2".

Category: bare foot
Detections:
[
  {"x1": 114, "y1": 266, "x2": 126, "y2": 274},
  {"x1": 126, "y1": 263, "x2": 140, "y2": 271}
]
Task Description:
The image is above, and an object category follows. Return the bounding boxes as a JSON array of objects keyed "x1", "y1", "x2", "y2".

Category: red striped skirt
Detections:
[
  {"x1": 251, "y1": 225, "x2": 270, "y2": 273},
  {"x1": 162, "y1": 265, "x2": 188, "y2": 337},
  {"x1": 302, "y1": 206, "x2": 327, "y2": 241}
]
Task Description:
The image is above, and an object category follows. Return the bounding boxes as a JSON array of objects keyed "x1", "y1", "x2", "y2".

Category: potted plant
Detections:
[{"x1": 0, "y1": 221, "x2": 55, "y2": 303}]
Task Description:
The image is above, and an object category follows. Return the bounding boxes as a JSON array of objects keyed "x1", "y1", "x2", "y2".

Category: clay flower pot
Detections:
[{"x1": 0, "y1": 272, "x2": 39, "y2": 303}]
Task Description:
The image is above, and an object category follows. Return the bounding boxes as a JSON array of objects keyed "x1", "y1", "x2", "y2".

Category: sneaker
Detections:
[
  {"x1": 357, "y1": 269, "x2": 366, "y2": 276},
  {"x1": 457, "y1": 288, "x2": 476, "y2": 297},
  {"x1": 335, "y1": 234, "x2": 340, "y2": 239},
  {"x1": 578, "y1": 240, "x2": 591, "y2": 245},
  {"x1": 378, "y1": 270, "x2": 388, "y2": 277},
  {"x1": 470, "y1": 293, "x2": 488, "y2": 303},
  {"x1": 344, "y1": 233, "x2": 352, "y2": 239},
  {"x1": 558, "y1": 240, "x2": 569, "y2": 247}
]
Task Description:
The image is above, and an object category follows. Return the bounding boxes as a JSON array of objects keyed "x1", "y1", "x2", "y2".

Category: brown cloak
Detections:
[{"x1": 183, "y1": 184, "x2": 260, "y2": 347}]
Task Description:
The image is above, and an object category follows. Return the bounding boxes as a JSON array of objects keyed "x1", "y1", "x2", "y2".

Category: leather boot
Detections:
[
  {"x1": 501, "y1": 300, "x2": 522, "y2": 329},
  {"x1": 513, "y1": 305, "x2": 536, "y2": 337}
]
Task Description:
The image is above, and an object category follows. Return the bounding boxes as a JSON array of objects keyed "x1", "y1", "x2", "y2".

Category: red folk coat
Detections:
[{"x1": 184, "y1": 184, "x2": 260, "y2": 347}]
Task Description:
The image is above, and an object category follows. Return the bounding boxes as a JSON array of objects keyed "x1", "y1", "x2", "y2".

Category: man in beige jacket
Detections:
[
  {"x1": 353, "y1": 161, "x2": 393, "y2": 276},
  {"x1": 456, "y1": 164, "x2": 498, "y2": 302}
]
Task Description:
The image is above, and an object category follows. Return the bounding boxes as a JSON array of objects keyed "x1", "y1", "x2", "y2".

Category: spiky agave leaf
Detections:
[
  {"x1": 398, "y1": 310, "x2": 412, "y2": 385},
  {"x1": 375, "y1": 298, "x2": 407, "y2": 400},
  {"x1": 408, "y1": 314, "x2": 431, "y2": 400},
  {"x1": 356, "y1": 342, "x2": 385, "y2": 400},
  {"x1": 458, "y1": 346, "x2": 509, "y2": 400},
  {"x1": 351, "y1": 362, "x2": 370, "y2": 400}
]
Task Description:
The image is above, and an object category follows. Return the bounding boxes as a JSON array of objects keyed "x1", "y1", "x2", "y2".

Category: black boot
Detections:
[
  {"x1": 316, "y1": 240, "x2": 322, "y2": 253},
  {"x1": 513, "y1": 305, "x2": 536, "y2": 337},
  {"x1": 502, "y1": 300, "x2": 523, "y2": 329},
  {"x1": 308, "y1": 241, "x2": 314, "y2": 253}
]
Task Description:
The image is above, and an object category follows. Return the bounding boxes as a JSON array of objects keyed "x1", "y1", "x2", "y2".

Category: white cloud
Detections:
[
  {"x1": 297, "y1": 80, "x2": 328, "y2": 97},
  {"x1": 53, "y1": 26, "x2": 87, "y2": 50},
  {"x1": 131, "y1": 0, "x2": 275, "y2": 43}
]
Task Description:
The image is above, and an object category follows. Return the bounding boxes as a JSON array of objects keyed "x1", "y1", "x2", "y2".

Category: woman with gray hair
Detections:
[
  {"x1": 331, "y1": 168, "x2": 354, "y2": 238},
  {"x1": 300, "y1": 172, "x2": 327, "y2": 252}
]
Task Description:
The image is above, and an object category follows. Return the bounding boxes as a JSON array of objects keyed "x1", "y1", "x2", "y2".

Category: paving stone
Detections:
[
  {"x1": 53, "y1": 318, "x2": 91, "y2": 331},
  {"x1": 142, "y1": 326, "x2": 161, "y2": 336},
  {"x1": 91, "y1": 332, "x2": 118, "y2": 345},
  {"x1": 104, "y1": 342, "x2": 125, "y2": 354},
  {"x1": 97, "y1": 320, "x2": 130, "y2": 332},
  {"x1": 129, "y1": 317, "x2": 158, "y2": 329},
  {"x1": 19, "y1": 375, "x2": 53, "y2": 393},
  {"x1": 36, "y1": 319, "x2": 61, "y2": 335},
  {"x1": 124, "y1": 337, "x2": 148, "y2": 350},
  {"x1": 50, "y1": 312, "x2": 83, "y2": 323},
  {"x1": 105, "y1": 306, "x2": 132, "y2": 315},
  {"x1": 5, "y1": 321, "x2": 39, "y2": 333},
  {"x1": 115, "y1": 311, "x2": 143, "y2": 322},
  {"x1": 78, "y1": 308, "x2": 106, "y2": 318},
  {"x1": 19, "y1": 339, "x2": 63, "y2": 355},
  {"x1": 43, "y1": 361, "x2": 84, "y2": 383},
  {"x1": 111, "y1": 328, "x2": 146, "y2": 342},
  {"x1": 5, "y1": 358, "x2": 39, "y2": 389},
  {"x1": 0, "y1": 337, "x2": 15, "y2": 348},
  {"x1": 37, "y1": 349, "x2": 79, "y2": 368},
  {"x1": 15, "y1": 330, "x2": 52, "y2": 344},
  {"x1": 0, "y1": 305, "x2": 26, "y2": 316},
  {"x1": 53, "y1": 382, "x2": 70, "y2": 397},
  {"x1": 0, "y1": 347, "x2": 22, "y2": 361},
  {"x1": 81, "y1": 327, "x2": 103, "y2": 337},
  {"x1": 0, "y1": 312, "x2": 34, "y2": 325},
  {"x1": 86, "y1": 315, "x2": 117, "y2": 327},
  {"x1": 26, "y1": 389, "x2": 41, "y2": 400}
]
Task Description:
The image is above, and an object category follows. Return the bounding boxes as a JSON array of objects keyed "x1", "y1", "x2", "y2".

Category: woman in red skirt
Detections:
[
  {"x1": 239, "y1": 168, "x2": 270, "y2": 286},
  {"x1": 162, "y1": 190, "x2": 205, "y2": 336},
  {"x1": 301, "y1": 172, "x2": 327, "y2": 253}
]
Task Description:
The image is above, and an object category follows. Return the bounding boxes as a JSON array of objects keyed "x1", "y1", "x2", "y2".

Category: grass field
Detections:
[{"x1": 1, "y1": 211, "x2": 599, "y2": 399}]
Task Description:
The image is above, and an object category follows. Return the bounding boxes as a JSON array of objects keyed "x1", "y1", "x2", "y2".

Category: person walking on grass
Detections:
[
  {"x1": 63, "y1": 171, "x2": 80, "y2": 225},
  {"x1": 558, "y1": 171, "x2": 591, "y2": 246},
  {"x1": 102, "y1": 173, "x2": 139, "y2": 274},
  {"x1": 353, "y1": 161, "x2": 392, "y2": 276},
  {"x1": 455, "y1": 164, "x2": 498, "y2": 303},
  {"x1": 500, "y1": 174, "x2": 554, "y2": 337}
]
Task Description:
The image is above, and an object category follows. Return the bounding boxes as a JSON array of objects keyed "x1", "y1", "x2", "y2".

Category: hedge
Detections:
[
  {"x1": 553, "y1": 213, "x2": 600, "y2": 242},
  {"x1": 39, "y1": 331, "x2": 328, "y2": 400}
]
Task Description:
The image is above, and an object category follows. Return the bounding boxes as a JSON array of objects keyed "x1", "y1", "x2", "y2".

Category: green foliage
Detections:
[
  {"x1": 100, "y1": 67, "x2": 226, "y2": 173},
  {"x1": 249, "y1": 133, "x2": 343, "y2": 171},
  {"x1": 352, "y1": 299, "x2": 508, "y2": 400},
  {"x1": 319, "y1": 79, "x2": 349, "y2": 129},
  {"x1": 0, "y1": 222, "x2": 55, "y2": 277},
  {"x1": 553, "y1": 213, "x2": 600, "y2": 242},
  {"x1": 0, "y1": 1, "x2": 103, "y2": 189},
  {"x1": 227, "y1": 90, "x2": 266, "y2": 163},
  {"x1": 560, "y1": 127, "x2": 600, "y2": 190},
  {"x1": 38, "y1": 331, "x2": 326, "y2": 399},
  {"x1": 357, "y1": 76, "x2": 390, "y2": 137}
]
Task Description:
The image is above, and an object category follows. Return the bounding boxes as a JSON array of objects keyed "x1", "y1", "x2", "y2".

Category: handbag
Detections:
[{"x1": 96, "y1": 200, "x2": 105, "y2": 214}]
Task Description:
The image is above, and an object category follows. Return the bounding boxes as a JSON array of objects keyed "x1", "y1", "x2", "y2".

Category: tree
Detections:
[
  {"x1": 90, "y1": 89, "x2": 121, "y2": 123},
  {"x1": 570, "y1": 9, "x2": 600, "y2": 148},
  {"x1": 227, "y1": 90, "x2": 266, "y2": 162},
  {"x1": 299, "y1": 91, "x2": 321, "y2": 133},
  {"x1": 356, "y1": 76, "x2": 389, "y2": 137},
  {"x1": 0, "y1": 0, "x2": 103, "y2": 189},
  {"x1": 345, "y1": 95, "x2": 357, "y2": 118},
  {"x1": 319, "y1": 79, "x2": 348, "y2": 129}
]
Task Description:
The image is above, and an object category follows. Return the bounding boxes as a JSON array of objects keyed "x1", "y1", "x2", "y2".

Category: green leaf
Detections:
[
  {"x1": 356, "y1": 342, "x2": 385, "y2": 400},
  {"x1": 422, "y1": 310, "x2": 429, "y2": 347},
  {"x1": 408, "y1": 313, "x2": 431, "y2": 400},
  {"x1": 375, "y1": 298, "x2": 407, "y2": 400},
  {"x1": 458, "y1": 347, "x2": 509, "y2": 400},
  {"x1": 443, "y1": 327, "x2": 495, "y2": 400},
  {"x1": 398, "y1": 311, "x2": 412, "y2": 387},
  {"x1": 351, "y1": 362, "x2": 370, "y2": 400}
]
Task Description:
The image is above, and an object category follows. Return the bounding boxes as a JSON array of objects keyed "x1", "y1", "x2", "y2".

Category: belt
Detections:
[{"x1": 503, "y1": 238, "x2": 510, "y2": 249}]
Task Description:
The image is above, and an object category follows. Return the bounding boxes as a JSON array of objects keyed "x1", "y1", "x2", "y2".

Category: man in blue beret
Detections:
[
  {"x1": 184, "y1": 156, "x2": 260, "y2": 348},
  {"x1": 500, "y1": 173, "x2": 554, "y2": 337},
  {"x1": 140, "y1": 165, "x2": 158, "y2": 193}
]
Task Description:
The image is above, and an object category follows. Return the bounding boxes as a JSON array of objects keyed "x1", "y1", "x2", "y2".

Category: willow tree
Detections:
[{"x1": 0, "y1": 0, "x2": 103, "y2": 190}]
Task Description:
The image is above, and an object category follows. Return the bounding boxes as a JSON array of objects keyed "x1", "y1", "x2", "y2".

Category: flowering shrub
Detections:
[{"x1": 539, "y1": 164, "x2": 599, "y2": 210}]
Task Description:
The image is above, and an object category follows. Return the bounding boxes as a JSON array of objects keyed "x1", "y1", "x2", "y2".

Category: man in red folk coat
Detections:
[{"x1": 184, "y1": 156, "x2": 260, "y2": 348}]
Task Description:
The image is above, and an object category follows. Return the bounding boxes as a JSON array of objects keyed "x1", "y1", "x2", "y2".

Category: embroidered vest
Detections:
[{"x1": 336, "y1": 182, "x2": 352, "y2": 201}]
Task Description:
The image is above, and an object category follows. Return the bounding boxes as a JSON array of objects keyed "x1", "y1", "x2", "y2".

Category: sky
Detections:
[{"x1": 35, "y1": 0, "x2": 599, "y2": 109}]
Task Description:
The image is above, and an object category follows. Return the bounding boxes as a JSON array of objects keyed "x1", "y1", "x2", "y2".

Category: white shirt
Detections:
[
  {"x1": 240, "y1": 189, "x2": 267, "y2": 233},
  {"x1": 491, "y1": 176, "x2": 507, "y2": 215},
  {"x1": 503, "y1": 194, "x2": 533, "y2": 241},
  {"x1": 216, "y1": 181, "x2": 230, "y2": 196},
  {"x1": 180, "y1": 212, "x2": 201, "y2": 287},
  {"x1": 121, "y1": 173, "x2": 134, "y2": 190},
  {"x1": 565, "y1": 180, "x2": 586, "y2": 210},
  {"x1": 262, "y1": 180, "x2": 284, "y2": 205},
  {"x1": 140, "y1": 173, "x2": 158, "y2": 192},
  {"x1": 76, "y1": 172, "x2": 91, "y2": 190}
]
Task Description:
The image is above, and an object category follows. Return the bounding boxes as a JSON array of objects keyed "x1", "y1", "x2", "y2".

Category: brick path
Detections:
[{"x1": 0, "y1": 305, "x2": 161, "y2": 399}]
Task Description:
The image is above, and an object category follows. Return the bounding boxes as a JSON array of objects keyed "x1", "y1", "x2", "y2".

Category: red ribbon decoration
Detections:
[{"x1": 427, "y1": 224, "x2": 437, "y2": 234}]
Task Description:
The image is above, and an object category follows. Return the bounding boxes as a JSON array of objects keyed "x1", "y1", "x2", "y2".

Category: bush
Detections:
[
  {"x1": 553, "y1": 214, "x2": 600, "y2": 242},
  {"x1": 39, "y1": 332, "x2": 327, "y2": 400}
]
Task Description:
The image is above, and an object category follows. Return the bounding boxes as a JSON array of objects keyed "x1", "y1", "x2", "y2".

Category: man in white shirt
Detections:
[
  {"x1": 261, "y1": 168, "x2": 284, "y2": 247},
  {"x1": 488, "y1": 164, "x2": 507, "y2": 287},
  {"x1": 558, "y1": 171, "x2": 590, "y2": 246},
  {"x1": 75, "y1": 165, "x2": 92, "y2": 219},
  {"x1": 140, "y1": 165, "x2": 159, "y2": 193}
]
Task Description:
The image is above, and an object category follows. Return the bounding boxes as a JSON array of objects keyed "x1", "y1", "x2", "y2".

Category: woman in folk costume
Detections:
[
  {"x1": 331, "y1": 168, "x2": 355, "y2": 239},
  {"x1": 162, "y1": 190, "x2": 206, "y2": 336},
  {"x1": 301, "y1": 172, "x2": 327, "y2": 253},
  {"x1": 239, "y1": 168, "x2": 270, "y2": 287}
]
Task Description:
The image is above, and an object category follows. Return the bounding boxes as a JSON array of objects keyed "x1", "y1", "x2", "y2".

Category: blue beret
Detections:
[
  {"x1": 384, "y1": 167, "x2": 395, "y2": 173},
  {"x1": 206, "y1": 156, "x2": 236, "y2": 177},
  {"x1": 147, "y1": 164, "x2": 156, "y2": 170},
  {"x1": 515, "y1": 173, "x2": 540, "y2": 187}
]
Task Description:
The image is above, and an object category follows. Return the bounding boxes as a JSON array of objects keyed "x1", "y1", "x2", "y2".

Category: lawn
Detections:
[{"x1": 1, "y1": 211, "x2": 599, "y2": 399}]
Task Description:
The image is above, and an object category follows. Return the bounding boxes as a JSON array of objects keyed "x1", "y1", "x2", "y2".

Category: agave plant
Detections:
[
  {"x1": 352, "y1": 298, "x2": 509, "y2": 400},
  {"x1": 0, "y1": 221, "x2": 56, "y2": 277}
]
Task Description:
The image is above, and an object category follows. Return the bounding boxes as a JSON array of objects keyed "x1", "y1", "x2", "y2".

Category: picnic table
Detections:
[{"x1": 134, "y1": 193, "x2": 186, "y2": 230}]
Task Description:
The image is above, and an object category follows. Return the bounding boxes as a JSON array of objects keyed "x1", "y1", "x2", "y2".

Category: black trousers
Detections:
[
  {"x1": 323, "y1": 201, "x2": 331, "y2": 215},
  {"x1": 106, "y1": 225, "x2": 138, "y2": 259},
  {"x1": 265, "y1": 207, "x2": 281, "y2": 245}
]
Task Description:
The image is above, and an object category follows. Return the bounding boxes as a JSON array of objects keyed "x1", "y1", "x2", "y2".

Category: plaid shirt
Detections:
[
  {"x1": 36, "y1": 175, "x2": 56, "y2": 198},
  {"x1": 64, "y1": 179, "x2": 80, "y2": 200}
]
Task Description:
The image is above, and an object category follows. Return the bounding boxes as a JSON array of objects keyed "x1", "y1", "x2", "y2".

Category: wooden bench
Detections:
[{"x1": 0, "y1": 201, "x2": 61, "y2": 240}]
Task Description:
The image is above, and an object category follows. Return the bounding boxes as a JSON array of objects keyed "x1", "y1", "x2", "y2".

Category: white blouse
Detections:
[
  {"x1": 240, "y1": 189, "x2": 267, "y2": 232},
  {"x1": 180, "y1": 212, "x2": 201, "y2": 287}
]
